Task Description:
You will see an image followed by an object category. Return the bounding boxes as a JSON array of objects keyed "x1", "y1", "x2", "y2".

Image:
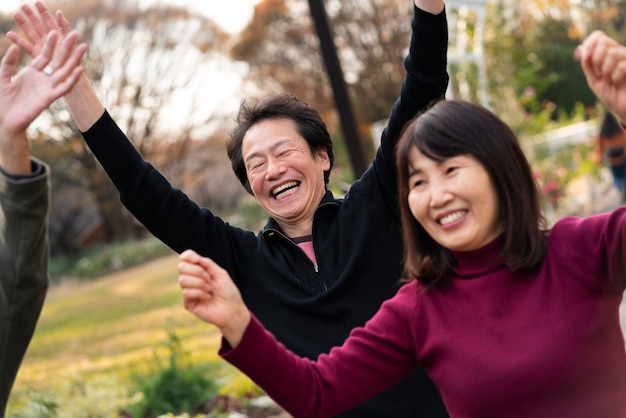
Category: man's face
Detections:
[{"x1": 242, "y1": 118, "x2": 330, "y2": 236}]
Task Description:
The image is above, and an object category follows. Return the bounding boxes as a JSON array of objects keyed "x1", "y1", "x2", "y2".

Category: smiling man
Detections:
[{"x1": 11, "y1": 1, "x2": 450, "y2": 416}]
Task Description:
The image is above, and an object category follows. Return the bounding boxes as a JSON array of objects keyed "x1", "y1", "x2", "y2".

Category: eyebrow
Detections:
[
  {"x1": 244, "y1": 138, "x2": 292, "y2": 164},
  {"x1": 407, "y1": 165, "x2": 422, "y2": 177}
]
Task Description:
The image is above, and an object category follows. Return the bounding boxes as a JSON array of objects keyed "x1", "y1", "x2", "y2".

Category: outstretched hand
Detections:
[
  {"x1": 0, "y1": 30, "x2": 86, "y2": 136},
  {"x1": 7, "y1": 1, "x2": 72, "y2": 59},
  {"x1": 577, "y1": 31, "x2": 626, "y2": 122},
  {"x1": 178, "y1": 250, "x2": 251, "y2": 347},
  {"x1": 0, "y1": 30, "x2": 86, "y2": 174}
]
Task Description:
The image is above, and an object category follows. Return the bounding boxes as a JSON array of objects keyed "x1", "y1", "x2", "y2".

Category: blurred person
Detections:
[
  {"x1": 0, "y1": 31, "x2": 86, "y2": 416},
  {"x1": 9, "y1": 1, "x2": 451, "y2": 416},
  {"x1": 594, "y1": 109, "x2": 626, "y2": 202},
  {"x1": 177, "y1": 30, "x2": 626, "y2": 418}
]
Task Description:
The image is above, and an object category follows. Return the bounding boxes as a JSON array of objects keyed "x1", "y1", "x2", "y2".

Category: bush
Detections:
[
  {"x1": 49, "y1": 237, "x2": 173, "y2": 282},
  {"x1": 124, "y1": 328, "x2": 219, "y2": 418}
]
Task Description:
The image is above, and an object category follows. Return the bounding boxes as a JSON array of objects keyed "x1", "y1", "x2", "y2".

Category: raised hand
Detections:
[
  {"x1": 578, "y1": 31, "x2": 626, "y2": 122},
  {"x1": 0, "y1": 30, "x2": 86, "y2": 136},
  {"x1": 0, "y1": 30, "x2": 86, "y2": 174},
  {"x1": 178, "y1": 250, "x2": 251, "y2": 347},
  {"x1": 7, "y1": 1, "x2": 71, "y2": 59}
]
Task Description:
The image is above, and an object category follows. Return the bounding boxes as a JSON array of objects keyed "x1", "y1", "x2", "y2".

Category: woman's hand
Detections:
[
  {"x1": 178, "y1": 250, "x2": 251, "y2": 347},
  {"x1": 578, "y1": 31, "x2": 626, "y2": 122}
]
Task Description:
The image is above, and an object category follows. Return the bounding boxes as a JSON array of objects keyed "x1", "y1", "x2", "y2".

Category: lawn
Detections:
[{"x1": 6, "y1": 253, "x2": 249, "y2": 417}]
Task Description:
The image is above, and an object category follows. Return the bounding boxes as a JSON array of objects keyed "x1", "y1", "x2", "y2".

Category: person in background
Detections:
[
  {"x1": 594, "y1": 109, "x2": 626, "y2": 202},
  {"x1": 0, "y1": 30, "x2": 87, "y2": 416},
  {"x1": 177, "y1": 29, "x2": 626, "y2": 418},
  {"x1": 9, "y1": 1, "x2": 450, "y2": 416}
]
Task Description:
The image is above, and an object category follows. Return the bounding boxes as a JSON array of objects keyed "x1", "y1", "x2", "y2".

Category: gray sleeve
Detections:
[{"x1": 0, "y1": 158, "x2": 50, "y2": 416}]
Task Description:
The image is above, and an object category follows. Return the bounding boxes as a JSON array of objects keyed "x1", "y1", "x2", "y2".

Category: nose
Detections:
[
  {"x1": 429, "y1": 182, "x2": 453, "y2": 208},
  {"x1": 265, "y1": 157, "x2": 286, "y2": 179}
]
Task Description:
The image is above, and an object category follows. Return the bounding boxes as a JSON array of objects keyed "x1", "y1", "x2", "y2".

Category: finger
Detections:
[
  {"x1": 181, "y1": 289, "x2": 211, "y2": 311},
  {"x1": 47, "y1": 31, "x2": 80, "y2": 78},
  {"x1": 56, "y1": 10, "x2": 73, "y2": 36},
  {"x1": 178, "y1": 259, "x2": 210, "y2": 280},
  {"x1": 179, "y1": 249, "x2": 201, "y2": 263},
  {"x1": 0, "y1": 44, "x2": 20, "y2": 83},
  {"x1": 197, "y1": 256, "x2": 226, "y2": 277},
  {"x1": 18, "y1": 4, "x2": 46, "y2": 42},
  {"x1": 611, "y1": 60, "x2": 626, "y2": 86},
  {"x1": 35, "y1": 1, "x2": 60, "y2": 32},
  {"x1": 22, "y1": 3, "x2": 50, "y2": 40},
  {"x1": 30, "y1": 31, "x2": 58, "y2": 72},
  {"x1": 179, "y1": 274, "x2": 212, "y2": 293},
  {"x1": 6, "y1": 31, "x2": 35, "y2": 56},
  {"x1": 51, "y1": 66, "x2": 85, "y2": 97}
]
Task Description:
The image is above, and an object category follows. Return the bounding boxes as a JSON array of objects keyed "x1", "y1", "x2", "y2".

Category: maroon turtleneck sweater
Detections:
[{"x1": 222, "y1": 208, "x2": 626, "y2": 418}]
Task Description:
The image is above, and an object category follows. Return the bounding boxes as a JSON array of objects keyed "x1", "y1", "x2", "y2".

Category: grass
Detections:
[{"x1": 7, "y1": 253, "x2": 249, "y2": 417}]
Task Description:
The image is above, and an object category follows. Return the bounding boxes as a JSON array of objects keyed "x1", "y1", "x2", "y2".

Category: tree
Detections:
[
  {"x1": 232, "y1": 0, "x2": 416, "y2": 163},
  {"x1": 9, "y1": 0, "x2": 243, "y2": 250},
  {"x1": 483, "y1": 0, "x2": 615, "y2": 126}
]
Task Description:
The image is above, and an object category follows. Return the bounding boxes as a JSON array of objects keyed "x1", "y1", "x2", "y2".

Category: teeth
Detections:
[
  {"x1": 272, "y1": 181, "x2": 299, "y2": 197},
  {"x1": 439, "y1": 211, "x2": 466, "y2": 225}
]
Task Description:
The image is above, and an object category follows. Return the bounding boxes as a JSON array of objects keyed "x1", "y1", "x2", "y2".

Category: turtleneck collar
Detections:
[{"x1": 450, "y1": 236, "x2": 505, "y2": 279}]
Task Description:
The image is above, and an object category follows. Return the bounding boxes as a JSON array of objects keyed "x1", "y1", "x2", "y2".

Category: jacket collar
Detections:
[{"x1": 261, "y1": 190, "x2": 341, "y2": 240}]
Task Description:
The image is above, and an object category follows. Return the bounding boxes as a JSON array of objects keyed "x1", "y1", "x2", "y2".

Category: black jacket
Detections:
[{"x1": 82, "y1": 6, "x2": 450, "y2": 417}]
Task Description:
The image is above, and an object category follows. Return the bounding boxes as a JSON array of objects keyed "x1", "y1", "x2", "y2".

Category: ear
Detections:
[{"x1": 315, "y1": 147, "x2": 331, "y2": 171}]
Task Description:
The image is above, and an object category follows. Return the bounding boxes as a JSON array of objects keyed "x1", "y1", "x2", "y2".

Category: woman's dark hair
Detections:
[
  {"x1": 395, "y1": 100, "x2": 549, "y2": 288},
  {"x1": 226, "y1": 93, "x2": 334, "y2": 194}
]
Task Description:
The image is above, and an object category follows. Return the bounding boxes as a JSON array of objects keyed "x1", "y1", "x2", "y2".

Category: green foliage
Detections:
[
  {"x1": 11, "y1": 392, "x2": 58, "y2": 418},
  {"x1": 49, "y1": 237, "x2": 173, "y2": 282},
  {"x1": 9, "y1": 374, "x2": 132, "y2": 418},
  {"x1": 512, "y1": 17, "x2": 595, "y2": 117},
  {"x1": 125, "y1": 328, "x2": 219, "y2": 418}
]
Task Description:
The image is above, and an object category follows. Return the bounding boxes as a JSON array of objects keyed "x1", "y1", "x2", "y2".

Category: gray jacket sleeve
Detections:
[{"x1": 0, "y1": 159, "x2": 50, "y2": 416}]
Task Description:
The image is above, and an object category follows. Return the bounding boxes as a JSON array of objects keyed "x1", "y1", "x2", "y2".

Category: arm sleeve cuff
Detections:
[{"x1": 0, "y1": 158, "x2": 47, "y2": 182}]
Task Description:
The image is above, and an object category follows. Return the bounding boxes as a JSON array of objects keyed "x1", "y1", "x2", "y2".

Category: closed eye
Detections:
[
  {"x1": 445, "y1": 166, "x2": 459, "y2": 175},
  {"x1": 409, "y1": 176, "x2": 426, "y2": 189},
  {"x1": 247, "y1": 160, "x2": 266, "y2": 172}
]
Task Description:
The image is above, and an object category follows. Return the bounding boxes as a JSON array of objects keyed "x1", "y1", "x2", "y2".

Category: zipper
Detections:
[{"x1": 266, "y1": 228, "x2": 321, "y2": 273}]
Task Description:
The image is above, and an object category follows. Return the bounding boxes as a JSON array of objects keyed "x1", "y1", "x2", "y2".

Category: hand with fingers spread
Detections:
[
  {"x1": 0, "y1": 30, "x2": 87, "y2": 174},
  {"x1": 577, "y1": 30, "x2": 626, "y2": 122},
  {"x1": 7, "y1": 1, "x2": 72, "y2": 59},
  {"x1": 178, "y1": 250, "x2": 251, "y2": 347},
  {"x1": 8, "y1": 1, "x2": 104, "y2": 132}
]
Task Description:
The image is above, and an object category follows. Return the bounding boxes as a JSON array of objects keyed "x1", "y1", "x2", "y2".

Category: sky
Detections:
[
  {"x1": 0, "y1": 0, "x2": 263, "y2": 136},
  {"x1": 0, "y1": 0, "x2": 261, "y2": 34}
]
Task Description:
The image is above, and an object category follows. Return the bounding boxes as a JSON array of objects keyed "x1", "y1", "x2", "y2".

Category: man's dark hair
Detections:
[{"x1": 227, "y1": 93, "x2": 334, "y2": 194}]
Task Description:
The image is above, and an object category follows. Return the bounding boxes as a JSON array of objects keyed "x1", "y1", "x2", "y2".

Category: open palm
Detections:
[{"x1": 0, "y1": 31, "x2": 86, "y2": 135}]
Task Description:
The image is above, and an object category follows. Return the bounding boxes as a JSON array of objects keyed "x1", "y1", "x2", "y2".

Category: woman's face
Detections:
[{"x1": 406, "y1": 146, "x2": 503, "y2": 252}]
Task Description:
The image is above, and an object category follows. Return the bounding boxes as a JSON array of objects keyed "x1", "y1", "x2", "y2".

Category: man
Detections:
[
  {"x1": 0, "y1": 30, "x2": 86, "y2": 416},
  {"x1": 10, "y1": 1, "x2": 449, "y2": 415}
]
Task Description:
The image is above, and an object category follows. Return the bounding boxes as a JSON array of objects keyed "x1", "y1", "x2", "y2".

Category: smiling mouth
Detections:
[
  {"x1": 272, "y1": 181, "x2": 300, "y2": 199},
  {"x1": 438, "y1": 210, "x2": 468, "y2": 225}
]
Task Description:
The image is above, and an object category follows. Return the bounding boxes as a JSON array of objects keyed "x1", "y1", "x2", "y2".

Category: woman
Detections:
[{"x1": 178, "y1": 30, "x2": 626, "y2": 417}]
